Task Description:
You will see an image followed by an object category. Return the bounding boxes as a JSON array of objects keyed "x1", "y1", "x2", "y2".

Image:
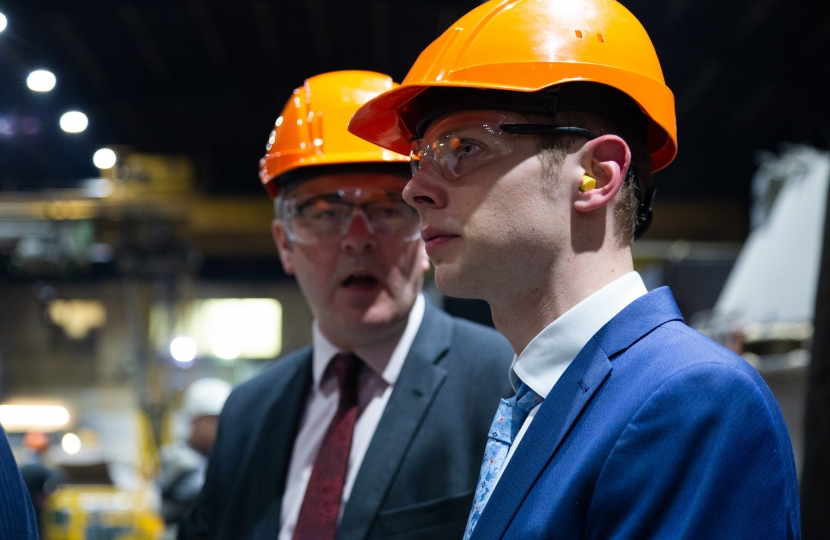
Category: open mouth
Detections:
[{"x1": 341, "y1": 272, "x2": 379, "y2": 289}]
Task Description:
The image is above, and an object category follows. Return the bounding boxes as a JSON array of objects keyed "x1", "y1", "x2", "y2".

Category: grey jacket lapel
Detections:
[
  {"x1": 245, "y1": 350, "x2": 313, "y2": 540},
  {"x1": 337, "y1": 301, "x2": 453, "y2": 540}
]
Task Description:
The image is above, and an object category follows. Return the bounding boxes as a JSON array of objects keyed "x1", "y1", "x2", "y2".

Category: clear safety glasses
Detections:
[
  {"x1": 280, "y1": 187, "x2": 421, "y2": 244},
  {"x1": 410, "y1": 112, "x2": 600, "y2": 180}
]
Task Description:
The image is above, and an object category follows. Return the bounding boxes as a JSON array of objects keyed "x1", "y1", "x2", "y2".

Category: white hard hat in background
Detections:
[{"x1": 182, "y1": 378, "x2": 232, "y2": 422}]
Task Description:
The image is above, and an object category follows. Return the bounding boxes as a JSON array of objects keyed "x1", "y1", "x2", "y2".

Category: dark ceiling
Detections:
[{"x1": 0, "y1": 0, "x2": 828, "y2": 203}]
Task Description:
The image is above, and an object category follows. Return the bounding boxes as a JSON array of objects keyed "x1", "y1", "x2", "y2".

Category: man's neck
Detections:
[{"x1": 489, "y1": 249, "x2": 634, "y2": 355}]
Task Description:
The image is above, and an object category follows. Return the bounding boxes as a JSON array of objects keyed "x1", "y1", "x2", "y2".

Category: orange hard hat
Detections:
[
  {"x1": 259, "y1": 70, "x2": 410, "y2": 199},
  {"x1": 348, "y1": 0, "x2": 677, "y2": 173}
]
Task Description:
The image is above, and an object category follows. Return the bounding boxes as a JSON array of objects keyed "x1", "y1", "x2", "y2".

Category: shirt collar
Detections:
[
  {"x1": 510, "y1": 271, "x2": 647, "y2": 397},
  {"x1": 312, "y1": 293, "x2": 426, "y2": 387}
]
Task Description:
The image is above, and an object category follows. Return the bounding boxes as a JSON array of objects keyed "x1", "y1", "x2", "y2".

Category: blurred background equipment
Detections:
[
  {"x1": 158, "y1": 378, "x2": 230, "y2": 534},
  {"x1": 44, "y1": 485, "x2": 163, "y2": 540},
  {"x1": 694, "y1": 145, "x2": 829, "y2": 475}
]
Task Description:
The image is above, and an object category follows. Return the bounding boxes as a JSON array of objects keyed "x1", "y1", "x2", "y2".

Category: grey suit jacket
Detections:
[{"x1": 179, "y1": 299, "x2": 514, "y2": 540}]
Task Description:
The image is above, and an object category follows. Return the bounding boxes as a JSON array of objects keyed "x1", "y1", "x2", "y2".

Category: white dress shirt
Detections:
[
  {"x1": 496, "y1": 272, "x2": 648, "y2": 481},
  {"x1": 278, "y1": 294, "x2": 426, "y2": 540}
]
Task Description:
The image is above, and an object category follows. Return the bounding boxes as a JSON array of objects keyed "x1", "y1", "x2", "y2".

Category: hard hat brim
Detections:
[{"x1": 349, "y1": 62, "x2": 678, "y2": 173}]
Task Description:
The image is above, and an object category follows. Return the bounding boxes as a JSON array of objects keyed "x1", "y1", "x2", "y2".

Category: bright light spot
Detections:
[
  {"x1": 93, "y1": 148, "x2": 117, "y2": 169},
  {"x1": 170, "y1": 336, "x2": 197, "y2": 363},
  {"x1": 59, "y1": 111, "x2": 88, "y2": 133},
  {"x1": 314, "y1": 138, "x2": 323, "y2": 147},
  {"x1": 296, "y1": 119, "x2": 303, "y2": 126},
  {"x1": 0, "y1": 405, "x2": 70, "y2": 431},
  {"x1": 212, "y1": 336, "x2": 241, "y2": 361},
  {"x1": 0, "y1": 13, "x2": 7, "y2": 33},
  {"x1": 61, "y1": 433, "x2": 82, "y2": 455},
  {"x1": 81, "y1": 178, "x2": 114, "y2": 198},
  {"x1": 47, "y1": 300, "x2": 106, "y2": 339},
  {"x1": 27, "y1": 70, "x2": 56, "y2": 92},
  {"x1": 275, "y1": 116, "x2": 283, "y2": 127}
]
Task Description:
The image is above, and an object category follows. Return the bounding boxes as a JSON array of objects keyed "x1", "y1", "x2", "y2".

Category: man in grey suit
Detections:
[{"x1": 178, "y1": 71, "x2": 513, "y2": 540}]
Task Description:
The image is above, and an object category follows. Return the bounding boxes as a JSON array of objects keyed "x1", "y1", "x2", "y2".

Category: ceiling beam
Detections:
[
  {"x1": 736, "y1": 0, "x2": 782, "y2": 40},
  {"x1": 371, "y1": 1, "x2": 392, "y2": 74},
  {"x1": 118, "y1": 2, "x2": 169, "y2": 83},
  {"x1": 186, "y1": 0, "x2": 230, "y2": 72},
  {"x1": 304, "y1": 0, "x2": 332, "y2": 64},
  {"x1": 49, "y1": 15, "x2": 110, "y2": 94},
  {"x1": 251, "y1": 0, "x2": 281, "y2": 64}
]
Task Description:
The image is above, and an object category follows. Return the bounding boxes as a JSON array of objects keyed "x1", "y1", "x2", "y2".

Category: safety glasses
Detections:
[
  {"x1": 409, "y1": 112, "x2": 601, "y2": 180},
  {"x1": 280, "y1": 187, "x2": 420, "y2": 244},
  {"x1": 410, "y1": 112, "x2": 652, "y2": 239}
]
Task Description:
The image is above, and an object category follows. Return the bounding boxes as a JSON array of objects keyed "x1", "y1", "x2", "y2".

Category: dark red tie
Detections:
[{"x1": 293, "y1": 353, "x2": 362, "y2": 540}]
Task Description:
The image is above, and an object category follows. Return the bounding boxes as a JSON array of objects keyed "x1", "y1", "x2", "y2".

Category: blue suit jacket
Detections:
[
  {"x1": 180, "y1": 299, "x2": 514, "y2": 540},
  {"x1": 472, "y1": 287, "x2": 800, "y2": 540},
  {"x1": 0, "y1": 426, "x2": 38, "y2": 539}
]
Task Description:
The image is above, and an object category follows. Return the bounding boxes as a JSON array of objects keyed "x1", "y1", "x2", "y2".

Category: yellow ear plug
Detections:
[{"x1": 580, "y1": 175, "x2": 596, "y2": 192}]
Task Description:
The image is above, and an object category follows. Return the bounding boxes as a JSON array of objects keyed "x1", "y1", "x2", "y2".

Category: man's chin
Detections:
[{"x1": 434, "y1": 265, "x2": 479, "y2": 299}]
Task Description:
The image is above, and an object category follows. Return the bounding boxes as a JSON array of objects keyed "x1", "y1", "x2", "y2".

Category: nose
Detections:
[
  {"x1": 403, "y1": 163, "x2": 447, "y2": 212},
  {"x1": 340, "y1": 209, "x2": 378, "y2": 252}
]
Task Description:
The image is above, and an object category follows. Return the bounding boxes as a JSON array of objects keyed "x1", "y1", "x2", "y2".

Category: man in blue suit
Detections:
[
  {"x1": 0, "y1": 426, "x2": 38, "y2": 539},
  {"x1": 178, "y1": 71, "x2": 513, "y2": 540},
  {"x1": 347, "y1": 0, "x2": 801, "y2": 538}
]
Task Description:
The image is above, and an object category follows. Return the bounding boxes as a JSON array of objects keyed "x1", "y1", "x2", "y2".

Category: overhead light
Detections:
[
  {"x1": 61, "y1": 432, "x2": 82, "y2": 455},
  {"x1": 0, "y1": 404, "x2": 70, "y2": 432},
  {"x1": 0, "y1": 13, "x2": 7, "y2": 33},
  {"x1": 59, "y1": 111, "x2": 88, "y2": 134},
  {"x1": 93, "y1": 148, "x2": 117, "y2": 169},
  {"x1": 170, "y1": 336, "x2": 198, "y2": 363},
  {"x1": 27, "y1": 70, "x2": 56, "y2": 92},
  {"x1": 212, "y1": 336, "x2": 242, "y2": 361}
]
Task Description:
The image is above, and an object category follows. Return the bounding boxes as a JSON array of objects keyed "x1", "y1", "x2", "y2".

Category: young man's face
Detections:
[
  {"x1": 273, "y1": 172, "x2": 430, "y2": 348},
  {"x1": 403, "y1": 111, "x2": 578, "y2": 300}
]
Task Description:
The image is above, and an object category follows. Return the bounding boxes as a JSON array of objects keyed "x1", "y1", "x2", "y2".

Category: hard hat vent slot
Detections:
[
  {"x1": 575, "y1": 30, "x2": 583, "y2": 39},
  {"x1": 597, "y1": 33, "x2": 605, "y2": 43}
]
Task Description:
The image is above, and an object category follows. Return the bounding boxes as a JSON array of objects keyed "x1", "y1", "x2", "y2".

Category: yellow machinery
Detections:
[{"x1": 44, "y1": 485, "x2": 163, "y2": 540}]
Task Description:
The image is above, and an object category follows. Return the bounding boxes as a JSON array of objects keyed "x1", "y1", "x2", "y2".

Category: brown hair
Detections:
[{"x1": 531, "y1": 110, "x2": 649, "y2": 246}]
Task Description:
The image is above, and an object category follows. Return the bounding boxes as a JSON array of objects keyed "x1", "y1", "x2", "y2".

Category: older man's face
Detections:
[{"x1": 272, "y1": 172, "x2": 429, "y2": 349}]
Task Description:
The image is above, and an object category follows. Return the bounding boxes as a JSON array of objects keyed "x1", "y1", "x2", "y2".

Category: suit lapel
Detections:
[
  {"x1": 243, "y1": 351, "x2": 313, "y2": 540},
  {"x1": 471, "y1": 339, "x2": 612, "y2": 540},
  {"x1": 337, "y1": 301, "x2": 452, "y2": 540},
  {"x1": 471, "y1": 287, "x2": 685, "y2": 540}
]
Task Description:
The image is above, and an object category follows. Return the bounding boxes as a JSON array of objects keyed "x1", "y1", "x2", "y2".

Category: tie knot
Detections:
[
  {"x1": 329, "y1": 353, "x2": 362, "y2": 407},
  {"x1": 514, "y1": 382, "x2": 543, "y2": 414}
]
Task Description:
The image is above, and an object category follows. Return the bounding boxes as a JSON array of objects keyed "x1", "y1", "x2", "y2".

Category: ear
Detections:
[
  {"x1": 271, "y1": 219, "x2": 296, "y2": 275},
  {"x1": 573, "y1": 134, "x2": 631, "y2": 213}
]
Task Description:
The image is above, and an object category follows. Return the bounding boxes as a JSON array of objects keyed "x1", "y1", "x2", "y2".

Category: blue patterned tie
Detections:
[{"x1": 464, "y1": 382, "x2": 543, "y2": 540}]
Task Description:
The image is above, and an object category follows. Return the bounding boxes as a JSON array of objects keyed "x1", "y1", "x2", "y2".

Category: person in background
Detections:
[
  {"x1": 160, "y1": 378, "x2": 231, "y2": 532},
  {"x1": 348, "y1": 0, "x2": 801, "y2": 538},
  {"x1": 178, "y1": 70, "x2": 513, "y2": 540},
  {"x1": 0, "y1": 425, "x2": 39, "y2": 539},
  {"x1": 19, "y1": 431, "x2": 62, "y2": 535}
]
